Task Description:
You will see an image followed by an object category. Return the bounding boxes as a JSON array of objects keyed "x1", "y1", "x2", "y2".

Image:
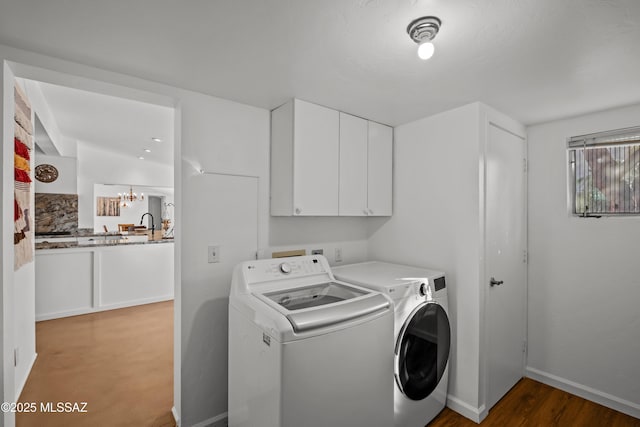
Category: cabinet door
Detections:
[
  {"x1": 293, "y1": 100, "x2": 340, "y2": 215},
  {"x1": 339, "y1": 113, "x2": 368, "y2": 215},
  {"x1": 367, "y1": 122, "x2": 393, "y2": 216}
]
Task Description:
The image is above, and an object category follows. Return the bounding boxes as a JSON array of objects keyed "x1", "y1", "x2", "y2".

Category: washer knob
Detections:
[
  {"x1": 419, "y1": 283, "x2": 428, "y2": 296},
  {"x1": 279, "y1": 263, "x2": 292, "y2": 274}
]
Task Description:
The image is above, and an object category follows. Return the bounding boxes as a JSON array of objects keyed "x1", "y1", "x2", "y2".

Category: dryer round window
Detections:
[{"x1": 395, "y1": 301, "x2": 450, "y2": 400}]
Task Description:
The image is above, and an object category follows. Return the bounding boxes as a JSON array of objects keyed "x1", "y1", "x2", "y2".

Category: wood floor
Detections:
[
  {"x1": 17, "y1": 301, "x2": 175, "y2": 427},
  {"x1": 429, "y1": 377, "x2": 640, "y2": 427},
  {"x1": 17, "y1": 301, "x2": 639, "y2": 426}
]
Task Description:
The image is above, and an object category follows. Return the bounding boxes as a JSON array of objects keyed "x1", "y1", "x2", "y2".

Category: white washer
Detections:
[
  {"x1": 333, "y1": 261, "x2": 451, "y2": 427},
  {"x1": 228, "y1": 255, "x2": 394, "y2": 427}
]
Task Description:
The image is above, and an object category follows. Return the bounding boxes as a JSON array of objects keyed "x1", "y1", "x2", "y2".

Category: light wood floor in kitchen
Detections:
[{"x1": 17, "y1": 301, "x2": 175, "y2": 427}]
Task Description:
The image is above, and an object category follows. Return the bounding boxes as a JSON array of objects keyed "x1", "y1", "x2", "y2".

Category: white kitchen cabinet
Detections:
[
  {"x1": 35, "y1": 242, "x2": 174, "y2": 320},
  {"x1": 271, "y1": 99, "x2": 340, "y2": 216},
  {"x1": 338, "y1": 114, "x2": 393, "y2": 216},
  {"x1": 367, "y1": 121, "x2": 393, "y2": 216}
]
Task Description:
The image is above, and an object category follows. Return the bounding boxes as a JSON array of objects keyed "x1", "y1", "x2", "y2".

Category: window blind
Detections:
[{"x1": 568, "y1": 126, "x2": 640, "y2": 216}]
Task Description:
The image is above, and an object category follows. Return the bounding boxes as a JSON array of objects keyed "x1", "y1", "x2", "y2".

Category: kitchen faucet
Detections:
[{"x1": 140, "y1": 212, "x2": 155, "y2": 238}]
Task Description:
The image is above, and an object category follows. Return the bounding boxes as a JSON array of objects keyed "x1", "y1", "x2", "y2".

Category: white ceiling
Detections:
[
  {"x1": 2, "y1": 0, "x2": 640, "y2": 127},
  {"x1": 30, "y1": 80, "x2": 174, "y2": 165}
]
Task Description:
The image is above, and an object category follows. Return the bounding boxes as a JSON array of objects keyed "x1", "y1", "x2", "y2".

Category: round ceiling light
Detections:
[{"x1": 407, "y1": 16, "x2": 441, "y2": 60}]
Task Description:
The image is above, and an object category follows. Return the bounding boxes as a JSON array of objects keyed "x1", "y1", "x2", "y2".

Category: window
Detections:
[{"x1": 569, "y1": 126, "x2": 640, "y2": 216}]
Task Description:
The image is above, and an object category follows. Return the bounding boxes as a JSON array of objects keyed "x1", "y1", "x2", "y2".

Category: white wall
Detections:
[
  {"x1": 526, "y1": 103, "x2": 640, "y2": 418},
  {"x1": 368, "y1": 103, "x2": 484, "y2": 415},
  {"x1": 34, "y1": 154, "x2": 77, "y2": 194},
  {"x1": 178, "y1": 97, "x2": 269, "y2": 426},
  {"x1": 0, "y1": 43, "x2": 270, "y2": 427},
  {"x1": 2, "y1": 60, "x2": 16, "y2": 427},
  {"x1": 12, "y1": 79, "x2": 36, "y2": 406},
  {"x1": 77, "y1": 143, "x2": 173, "y2": 230},
  {"x1": 19, "y1": 79, "x2": 76, "y2": 157}
]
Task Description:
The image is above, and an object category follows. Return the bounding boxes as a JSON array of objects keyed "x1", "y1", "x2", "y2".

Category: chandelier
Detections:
[{"x1": 118, "y1": 186, "x2": 144, "y2": 208}]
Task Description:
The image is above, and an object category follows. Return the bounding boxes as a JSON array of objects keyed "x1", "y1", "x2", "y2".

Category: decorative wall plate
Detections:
[{"x1": 35, "y1": 164, "x2": 59, "y2": 183}]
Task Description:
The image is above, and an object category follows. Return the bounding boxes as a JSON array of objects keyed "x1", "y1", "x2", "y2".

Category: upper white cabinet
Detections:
[
  {"x1": 271, "y1": 99, "x2": 392, "y2": 217},
  {"x1": 339, "y1": 113, "x2": 368, "y2": 215},
  {"x1": 338, "y1": 114, "x2": 393, "y2": 216},
  {"x1": 271, "y1": 99, "x2": 340, "y2": 216},
  {"x1": 367, "y1": 121, "x2": 393, "y2": 216}
]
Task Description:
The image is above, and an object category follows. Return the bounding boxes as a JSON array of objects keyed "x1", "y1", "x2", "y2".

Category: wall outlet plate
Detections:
[{"x1": 208, "y1": 245, "x2": 220, "y2": 263}]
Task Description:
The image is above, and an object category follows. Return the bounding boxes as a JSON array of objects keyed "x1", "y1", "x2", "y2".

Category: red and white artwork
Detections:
[{"x1": 14, "y1": 83, "x2": 34, "y2": 270}]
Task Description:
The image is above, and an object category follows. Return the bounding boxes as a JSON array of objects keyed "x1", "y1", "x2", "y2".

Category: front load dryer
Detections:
[
  {"x1": 333, "y1": 261, "x2": 451, "y2": 427},
  {"x1": 229, "y1": 255, "x2": 394, "y2": 427}
]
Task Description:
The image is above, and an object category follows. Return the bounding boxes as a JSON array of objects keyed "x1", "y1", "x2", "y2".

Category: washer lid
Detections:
[
  {"x1": 286, "y1": 293, "x2": 390, "y2": 332},
  {"x1": 256, "y1": 281, "x2": 391, "y2": 333}
]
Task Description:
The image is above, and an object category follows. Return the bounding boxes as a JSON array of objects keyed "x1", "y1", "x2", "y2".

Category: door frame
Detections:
[
  {"x1": 477, "y1": 106, "x2": 528, "y2": 420},
  {"x1": 1, "y1": 57, "x2": 181, "y2": 427}
]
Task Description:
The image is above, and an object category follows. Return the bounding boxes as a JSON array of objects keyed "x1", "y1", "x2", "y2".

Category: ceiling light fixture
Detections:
[
  {"x1": 138, "y1": 156, "x2": 145, "y2": 160},
  {"x1": 407, "y1": 16, "x2": 441, "y2": 60},
  {"x1": 144, "y1": 148, "x2": 151, "y2": 153},
  {"x1": 151, "y1": 137, "x2": 162, "y2": 142}
]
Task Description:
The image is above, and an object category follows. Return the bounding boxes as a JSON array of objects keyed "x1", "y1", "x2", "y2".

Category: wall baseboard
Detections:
[
  {"x1": 35, "y1": 296, "x2": 174, "y2": 321},
  {"x1": 171, "y1": 406, "x2": 180, "y2": 427},
  {"x1": 446, "y1": 394, "x2": 487, "y2": 423},
  {"x1": 15, "y1": 352, "x2": 37, "y2": 400},
  {"x1": 191, "y1": 411, "x2": 228, "y2": 427},
  {"x1": 526, "y1": 367, "x2": 640, "y2": 420}
]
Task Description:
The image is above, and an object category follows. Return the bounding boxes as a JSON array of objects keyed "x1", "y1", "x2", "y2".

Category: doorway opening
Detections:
[{"x1": 4, "y1": 61, "x2": 179, "y2": 425}]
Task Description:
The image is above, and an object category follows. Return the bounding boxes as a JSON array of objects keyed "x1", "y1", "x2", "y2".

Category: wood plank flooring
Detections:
[
  {"x1": 429, "y1": 377, "x2": 640, "y2": 427},
  {"x1": 17, "y1": 301, "x2": 174, "y2": 427},
  {"x1": 16, "y1": 301, "x2": 639, "y2": 426}
]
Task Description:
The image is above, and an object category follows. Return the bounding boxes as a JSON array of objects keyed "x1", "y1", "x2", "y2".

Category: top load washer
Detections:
[
  {"x1": 333, "y1": 261, "x2": 451, "y2": 427},
  {"x1": 229, "y1": 255, "x2": 394, "y2": 427}
]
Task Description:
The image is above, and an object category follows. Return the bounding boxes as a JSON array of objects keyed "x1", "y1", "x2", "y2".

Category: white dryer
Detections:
[
  {"x1": 228, "y1": 255, "x2": 394, "y2": 427},
  {"x1": 333, "y1": 261, "x2": 451, "y2": 427}
]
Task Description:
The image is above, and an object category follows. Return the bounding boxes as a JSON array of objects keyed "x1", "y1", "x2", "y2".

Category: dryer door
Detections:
[{"x1": 395, "y1": 302, "x2": 451, "y2": 400}]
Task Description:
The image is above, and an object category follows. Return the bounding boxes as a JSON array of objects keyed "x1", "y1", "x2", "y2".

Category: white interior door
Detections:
[{"x1": 486, "y1": 124, "x2": 526, "y2": 410}]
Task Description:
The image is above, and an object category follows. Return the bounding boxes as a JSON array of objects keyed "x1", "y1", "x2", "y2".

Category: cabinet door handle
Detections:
[
  {"x1": 363, "y1": 209, "x2": 369, "y2": 215},
  {"x1": 295, "y1": 207, "x2": 301, "y2": 215},
  {"x1": 368, "y1": 209, "x2": 374, "y2": 215}
]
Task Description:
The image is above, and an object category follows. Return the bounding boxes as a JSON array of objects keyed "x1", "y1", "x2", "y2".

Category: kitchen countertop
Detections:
[
  {"x1": 36, "y1": 237, "x2": 174, "y2": 250},
  {"x1": 36, "y1": 230, "x2": 123, "y2": 239}
]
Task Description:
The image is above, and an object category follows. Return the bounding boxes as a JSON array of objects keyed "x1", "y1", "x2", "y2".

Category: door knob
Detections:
[{"x1": 489, "y1": 277, "x2": 504, "y2": 287}]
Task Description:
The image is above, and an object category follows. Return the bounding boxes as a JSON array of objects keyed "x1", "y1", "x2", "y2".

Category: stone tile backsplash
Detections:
[{"x1": 35, "y1": 193, "x2": 78, "y2": 233}]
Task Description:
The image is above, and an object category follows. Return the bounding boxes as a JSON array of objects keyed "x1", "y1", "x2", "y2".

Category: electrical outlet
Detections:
[
  {"x1": 335, "y1": 247, "x2": 343, "y2": 263},
  {"x1": 311, "y1": 249, "x2": 323, "y2": 255},
  {"x1": 208, "y1": 245, "x2": 220, "y2": 263}
]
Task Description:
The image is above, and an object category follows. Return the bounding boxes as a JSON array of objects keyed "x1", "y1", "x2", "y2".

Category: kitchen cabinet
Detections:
[
  {"x1": 271, "y1": 99, "x2": 392, "y2": 216},
  {"x1": 339, "y1": 114, "x2": 393, "y2": 216},
  {"x1": 35, "y1": 242, "x2": 174, "y2": 320},
  {"x1": 271, "y1": 99, "x2": 340, "y2": 216}
]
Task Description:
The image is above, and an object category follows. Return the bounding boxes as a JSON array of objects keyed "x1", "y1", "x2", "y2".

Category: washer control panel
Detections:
[{"x1": 243, "y1": 255, "x2": 329, "y2": 285}]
